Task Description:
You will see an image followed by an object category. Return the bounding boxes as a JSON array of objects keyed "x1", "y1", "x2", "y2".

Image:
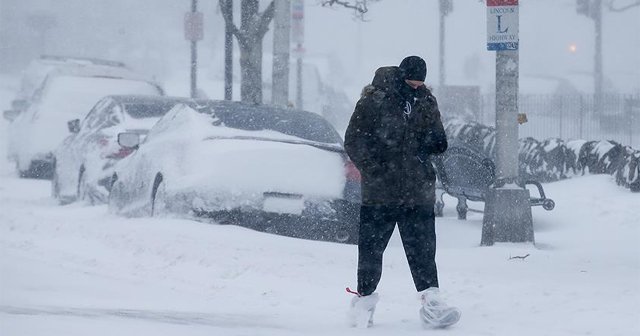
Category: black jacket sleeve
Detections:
[
  {"x1": 419, "y1": 95, "x2": 448, "y2": 155},
  {"x1": 344, "y1": 96, "x2": 386, "y2": 176}
]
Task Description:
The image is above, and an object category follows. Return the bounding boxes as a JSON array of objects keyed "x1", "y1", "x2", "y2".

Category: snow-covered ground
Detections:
[{"x1": 1, "y1": 163, "x2": 639, "y2": 335}]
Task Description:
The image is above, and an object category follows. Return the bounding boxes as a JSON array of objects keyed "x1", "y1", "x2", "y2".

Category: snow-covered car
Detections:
[
  {"x1": 52, "y1": 95, "x2": 193, "y2": 205},
  {"x1": 108, "y1": 101, "x2": 361, "y2": 244},
  {"x1": 3, "y1": 55, "x2": 130, "y2": 119},
  {"x1": 6, "y1": 70, "x2": 164, "y2": 179}
]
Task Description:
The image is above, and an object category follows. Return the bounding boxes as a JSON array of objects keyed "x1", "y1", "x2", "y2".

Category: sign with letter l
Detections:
[{"x1": 487, "y1": 0, "x2": 519, "y2": 51}]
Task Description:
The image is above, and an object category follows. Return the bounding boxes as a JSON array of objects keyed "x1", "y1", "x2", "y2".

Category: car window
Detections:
[
  {"x1": 108, "y1": 103, "x2": 124, "y2": 127},
  {"x1": 123, "y1": 101, "x2": 181, "y2": 119},
  {"x1": 81, "y1": 98, "x2": 113, "y2": 132}
]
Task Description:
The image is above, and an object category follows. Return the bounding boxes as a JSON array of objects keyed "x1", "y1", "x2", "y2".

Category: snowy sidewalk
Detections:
[{"x1": 1, "y1": 174, "x2": 639, "y2": 335}]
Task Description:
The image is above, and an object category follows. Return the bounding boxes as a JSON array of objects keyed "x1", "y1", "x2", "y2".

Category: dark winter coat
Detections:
[{"x1": 344, "y1": 66, "x2": 448, "y2": 205}]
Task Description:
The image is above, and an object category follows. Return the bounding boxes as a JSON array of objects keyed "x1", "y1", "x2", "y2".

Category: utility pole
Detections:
[
  {"x1": 272, "y1": 0, "x2": 291, "y2": 106},
  {"x1": 577, "y1": 0, "x2": 603, "y2": 116},
  {"x1": 185, "y1": 0, "x2": 203, "y2": 98},
  {"x1": 224, "y1": 0, "x2": 233, "y2": 100},
  {"x1": 190, "y1": 0, "x2": 198, "y2": 99},
  {"x1": 482, "y1": 0, "x2": 533, "y2": 246},
  {"x1": 292, "y1": 0, "x2": 304, "y2": 110},
  {"x1": 438, "y1": 0, "x2": 452, "y2": 87},
  {"x1": 593, "y1": 0, "x2": 603, "y2": 116}
]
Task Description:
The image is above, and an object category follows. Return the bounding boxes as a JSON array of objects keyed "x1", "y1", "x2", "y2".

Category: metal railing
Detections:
[{"x1": 475, "y1": 93, "x2": 640, "y2": 148}]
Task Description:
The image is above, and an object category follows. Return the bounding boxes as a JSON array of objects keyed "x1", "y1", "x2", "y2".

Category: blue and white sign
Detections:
[{"x1": 487, "y1": 0, "x2": 519, "y2": 51}]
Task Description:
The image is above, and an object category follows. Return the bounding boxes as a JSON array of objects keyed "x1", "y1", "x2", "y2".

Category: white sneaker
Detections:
[
  {"x1": 419, "y1": 288, "x2": 461, "y2": 328},
  {"x1": 348, "y1": 292, "x2": 379, "y2": 328}
]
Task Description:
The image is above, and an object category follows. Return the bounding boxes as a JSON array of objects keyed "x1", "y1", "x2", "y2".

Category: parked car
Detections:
[
  {"x1": 4, "y1": 55, "x2": 130, "y2": 119},
  {"x1": 52, "y1": 95, "x2": 193, "y2": 205},
  {"x1": 6, "y1": 68, "x2": 164, "y2": 179},
  {"x1": 108, "y1": 101, "x2": 361, "y2": 244}
]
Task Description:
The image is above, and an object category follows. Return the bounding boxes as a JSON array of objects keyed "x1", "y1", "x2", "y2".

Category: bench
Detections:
[{"x1": 432, "y1": 145, "x2": 555, "y2": 219}]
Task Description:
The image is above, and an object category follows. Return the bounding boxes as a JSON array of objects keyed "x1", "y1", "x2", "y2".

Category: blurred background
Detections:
[{"x1": 1, "y1": 0, "x2": 639, "y2": 144}]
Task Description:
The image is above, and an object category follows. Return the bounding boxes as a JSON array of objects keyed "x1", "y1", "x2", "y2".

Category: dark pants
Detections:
[{"x1": 357, "y1": 204, "x2": 438, "y2": 296}]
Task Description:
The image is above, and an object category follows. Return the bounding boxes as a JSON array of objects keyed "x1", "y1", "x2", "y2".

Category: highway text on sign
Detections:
[{"x1": 487, "y1": 0, "x2": 519, "y2": 51}]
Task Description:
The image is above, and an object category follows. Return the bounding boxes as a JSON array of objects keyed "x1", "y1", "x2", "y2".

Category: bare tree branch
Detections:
[
  {"x1": 321, "y1": 0, "x2": 368, "y2": 13},
  {"x1": 606, "y1": 0, "x2": 640, "y2": 12},
  {"x1": 257, "y1": 1, "x2": 276, "y2": 39},
  {"x1": 320, "y1": 0, "x2": 379, "y2": 19},
  {"x1": 509, "y1": 254, "x2": 530, "y2": 260},
  {"x1": 218, "y1": 0, "x2": 249, "y2": 49}
]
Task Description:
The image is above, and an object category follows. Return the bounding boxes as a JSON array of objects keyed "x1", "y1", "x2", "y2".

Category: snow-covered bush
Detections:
[{"x1": 443, "y1": 118, "x2": 640, "y2": 192}]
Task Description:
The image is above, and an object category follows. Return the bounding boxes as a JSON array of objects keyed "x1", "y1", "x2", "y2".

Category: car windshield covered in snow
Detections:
[{"x1": 196, "y1": 101, "x2": 343, "y2": 145}]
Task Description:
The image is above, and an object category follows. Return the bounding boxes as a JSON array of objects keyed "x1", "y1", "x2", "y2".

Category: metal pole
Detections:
[
  {"x1": 482, "y1": 48, "x2": 534, "y2": 246},
  {"x1": 272, "y1": 0, "x2": 291, "y2": 106},
  {"x1": 224, "y1": 0, "x2": 233, "y2": 100},
  {"x1": 559, "y1": 96, "x2": 563, "y2": 139},
  {"x1": 296, "y1": 44, "x2": 303, "y2": 110},
  {"x1": 481, "y1": 0, "x2": 533, "y2": 246},
  {"x1": 438, "y1": 2, "x2": 446, "y2": 87},
  {"x1": 594, "y1": 0, "x2": 603, "y2": 117},
  {"x1": 190, "y1": 0, "x2": 198, "y2": 99},
  {"x1": 579, "y1": 95, "x2": 584, "y2": 139},
  {"x1": 191, "y1": 41, "x2": 197, "y2": 98},
  {"x1": 291, "y1": 0, "x2": 304, "y2": 110},
  {"x1": 494, "y1": 50, "x2": 520, "y2": 181}
]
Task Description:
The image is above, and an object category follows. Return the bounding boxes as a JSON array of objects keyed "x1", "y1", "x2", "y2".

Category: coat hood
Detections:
[
  {"x1": 372, "y1": 66, "x2": 402, "y2": 91},
  {"x1": 361, "y1": 66, "x2": 402, "y2": 97}
]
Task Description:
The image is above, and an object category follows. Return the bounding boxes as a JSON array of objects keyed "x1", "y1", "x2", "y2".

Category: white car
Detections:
[
  {"x1": 53, "y1": 95, "x2": 192, "y2": 205},
  {"x1": 6, "y1": 55, "x2": 130, "y2": 116},
  {"x1": 108, "y1": 101, "x2": 361, "y2": 244},
  {"x1": 6, "y1": 70, "x2": 163, "y2": 179}
]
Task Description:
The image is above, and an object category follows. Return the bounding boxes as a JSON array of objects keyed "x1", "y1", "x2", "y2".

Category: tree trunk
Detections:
[
  {"x1": 219, "y1": 0, "x2": 275, "y2": 104},
  {"x1": 239, "y1": 37, "x2": 263, "y2": 104}
]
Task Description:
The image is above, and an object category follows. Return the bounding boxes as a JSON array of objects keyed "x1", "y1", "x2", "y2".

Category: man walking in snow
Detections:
[{"x1": 344, "y1": 56, "x2": 460, "y2": 328}]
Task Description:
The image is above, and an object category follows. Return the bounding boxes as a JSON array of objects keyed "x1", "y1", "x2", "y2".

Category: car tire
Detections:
[
  {"x1": 51, "y1": 159, "x2": 60, "y2": 199},
  {"x1": 150, "y1": 173, "x2": 165, "y2": 217},
  {"x1": 108, "y1": 179, "x2": 124, "y2": 214},
  {"x1": 77, "y1": 167, "x2": 89, "y2": 204}
]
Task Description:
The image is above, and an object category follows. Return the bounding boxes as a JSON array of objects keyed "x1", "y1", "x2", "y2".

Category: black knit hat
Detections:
[{"x1": 399, "y1": 56, "x2": 427, "y2": 81}]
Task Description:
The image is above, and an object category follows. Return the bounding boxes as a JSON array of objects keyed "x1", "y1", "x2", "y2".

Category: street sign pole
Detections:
[
  {"x1": 185, "y1": 0, "x2": 203, "y2": 98},
  {"x1": 272, "y1": 0, "x2": 291, "y2": 106},
  {"x1": 481, "y1": 0, "x2": 534, "y2": 246},
  {"x1": 292, "y1": 0, "x2": 304, "y2": 110},
  {"x1": 438, "y1": 0, "x2": 452, "y2": 87},
  {"x1": 224, "y1": 0, "x2": 233, "y2": 100}
]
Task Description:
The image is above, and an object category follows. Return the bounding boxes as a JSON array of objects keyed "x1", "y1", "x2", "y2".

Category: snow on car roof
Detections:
[
  {"x1": 194, "y1": 100, "x2": 344, "y2": 145},
  {"x1": 18, "y1": 58, "x2": 157, "y2": 101},
  {"x1": 43, "y1": 65, "x2": 155, "y2": 85},
  {"x1": 148, "y1": 103, "x2": 345, "y2": 154},
  {"x1": 36, "y1": 76, "x2": 162, "y2": 121},
  {"x1": 38, "y1": 55, "x2": 128, "y2": 68}
]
